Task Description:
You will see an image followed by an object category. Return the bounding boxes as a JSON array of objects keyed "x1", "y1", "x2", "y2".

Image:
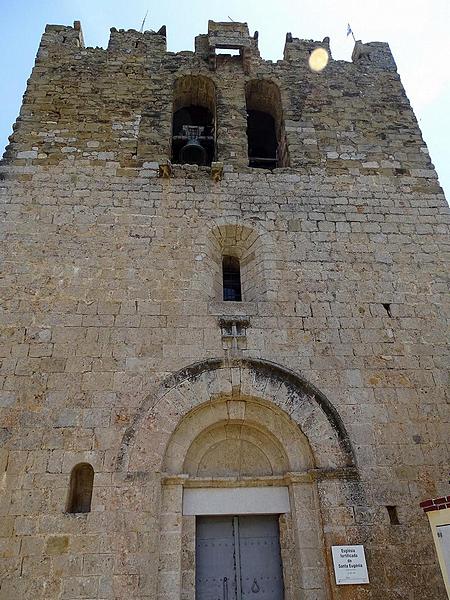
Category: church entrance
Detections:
[
  {"x1": 121, "y1": 362, "x2": 360, "y2": 599},
  {"x1": 196, "y1": 514, "x2": 285, "y2": 600}
]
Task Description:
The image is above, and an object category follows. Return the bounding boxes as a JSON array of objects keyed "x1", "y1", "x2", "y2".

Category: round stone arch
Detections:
[
  {"x1": 199, "y1": 218, "x2": 279, "y2": 303},
  {"x1": 164, "y1": 397, "x2": 312, "y2": 477},
  {"x1": 117, "y1": 357, "x2": 357, "y2": 477},
  {"x1": 116, "y1": 358, "x2": 359, "y2": 600}
]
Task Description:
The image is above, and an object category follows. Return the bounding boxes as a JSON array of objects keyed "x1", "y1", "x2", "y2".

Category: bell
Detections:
[{"x1": 180, "y1": 138, "x2": 207, "y2": 166}]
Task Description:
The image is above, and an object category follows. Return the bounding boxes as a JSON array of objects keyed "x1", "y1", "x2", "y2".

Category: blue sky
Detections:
[{"x1": 1, "y1": 0, "x2": 449, "y2": 200}]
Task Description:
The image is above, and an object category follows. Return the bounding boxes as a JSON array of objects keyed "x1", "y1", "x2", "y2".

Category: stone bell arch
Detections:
[{"x1": 117, "y1": 358, "x2": 360, "y2": 600}]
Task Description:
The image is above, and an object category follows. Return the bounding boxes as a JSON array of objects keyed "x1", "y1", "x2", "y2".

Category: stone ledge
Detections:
[{"x1": 209, "y1": 301, "x2": 257, "y2": 316}]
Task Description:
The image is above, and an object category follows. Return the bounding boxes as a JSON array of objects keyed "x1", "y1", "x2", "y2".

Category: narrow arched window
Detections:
[
  {"x1": 172, "y1": 76, "x2": 216, "y2": 166},
  {"x1": 245, "y1": 80, "x2": 288, "y2": 169},
  {"x1": 223, "y1": 256, "x2": 242, "y2": 301},
  {"x1": 66, "y1": 463, "x2": 94, "y2": 513}
]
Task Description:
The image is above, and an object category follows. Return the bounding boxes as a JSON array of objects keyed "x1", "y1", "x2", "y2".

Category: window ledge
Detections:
[
  {"x1": 208, "y1": 301, "x2": 257, "y2": 316},
  {"x1": 63, "y1": 512, "x2": 89, "y2": 518}
]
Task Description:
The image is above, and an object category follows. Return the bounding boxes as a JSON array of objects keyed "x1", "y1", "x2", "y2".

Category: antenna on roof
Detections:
[
  {"x1": 228, "y1": 16, "x2": 235, "y2": 22},
  {"x1": 139, "y1": 9, "x2": 149, "y2": 33}
]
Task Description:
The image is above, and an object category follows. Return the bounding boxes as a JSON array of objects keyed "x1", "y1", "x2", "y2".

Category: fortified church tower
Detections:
[{"x1": 0, "y1": 19, "x2": 449, "y2": 600}]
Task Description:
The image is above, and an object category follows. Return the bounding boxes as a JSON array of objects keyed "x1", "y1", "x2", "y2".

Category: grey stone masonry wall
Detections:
[{"x1": 0, "y1": 19, "x2": 449, "y2": 600}]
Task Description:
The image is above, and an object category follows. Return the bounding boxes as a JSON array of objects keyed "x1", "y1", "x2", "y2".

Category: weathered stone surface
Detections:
[{"x1": 0, "y1": 18, "x2": 448, "y2": 600}]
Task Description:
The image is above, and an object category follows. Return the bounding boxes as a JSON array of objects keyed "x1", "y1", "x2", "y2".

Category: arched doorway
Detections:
[{"x1": 117, "y1": 358, "x2": 359, "y2": 600}]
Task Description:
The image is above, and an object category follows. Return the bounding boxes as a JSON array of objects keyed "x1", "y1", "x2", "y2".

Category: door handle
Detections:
[{"x1": 223, "y1": 576, "x2": 228, "y2": 600}]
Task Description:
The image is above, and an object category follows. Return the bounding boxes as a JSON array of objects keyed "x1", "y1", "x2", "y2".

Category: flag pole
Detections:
[
  {"x1": 347, "y1": 23, "x2": 357, "y2": 43},
  {"x1": 139, "y1": 10, "x2": 149, "y2": 33}
]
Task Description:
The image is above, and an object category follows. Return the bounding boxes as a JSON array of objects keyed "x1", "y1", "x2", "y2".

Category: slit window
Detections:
[
  {"x1": 66, "y1": 463, "x2": 94, "y2": 514},
  {"x1": 386, "y1": 505, "x2": 400, "y2": 525},
  {"x1": 246, "y1": 80, "x2": 288, "y2": 169},
  {"x1": 223, "y1": 255, "x2": 242, "y2": 301},
  {"x1": 171, "y1": 76, "x2": 216, "y2": 166}
]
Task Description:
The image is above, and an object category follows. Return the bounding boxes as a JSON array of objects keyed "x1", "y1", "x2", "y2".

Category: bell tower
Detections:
[{"x1": 0, "y1": 18, "x2": 448, "y2": 600}]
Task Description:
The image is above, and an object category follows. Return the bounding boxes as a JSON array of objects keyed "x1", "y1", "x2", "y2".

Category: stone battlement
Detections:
[
  {"x1": 0, "y1": 20, "x2": 431, "y2": 185},
  {"x1": 35, "y1": 19, "x2": 396, "y2": 69}
]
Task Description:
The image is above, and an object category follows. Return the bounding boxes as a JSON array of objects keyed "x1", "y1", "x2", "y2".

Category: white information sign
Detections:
[
  {"x1": 331, "y1": 545, "x2": 369, "y2": 585},
  {"x1": 436, "y1": 524, "x2": 450, "y2": 583}
]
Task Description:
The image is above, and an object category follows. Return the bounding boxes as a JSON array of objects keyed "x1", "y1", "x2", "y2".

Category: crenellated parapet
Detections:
[
  {"x1": 352, "y1": 40, "x2": 397, "y2": 71},
  {"x1": 37, "y1": 21, "x2": 85, "y2": 59},
  {"x1": 33, "y1": 20, "x2": 398, "y2": 72},
  {"x1": 107, "y1": 25, "x2": 167, "y2": 55},
  {"x1": 204, "y1": 20, "x2": 260, "y2": 72},
  {"x1": 1, "y1": 20, "x2": 436, "y2": 185},
  {"x1": 283, "y1": 34, "x2": 332, "y2": 63}
]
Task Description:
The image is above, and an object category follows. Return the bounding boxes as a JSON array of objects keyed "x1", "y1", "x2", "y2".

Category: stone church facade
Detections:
[{"x1": 0, "y1": 19, "x2": 448, "y2": 600}]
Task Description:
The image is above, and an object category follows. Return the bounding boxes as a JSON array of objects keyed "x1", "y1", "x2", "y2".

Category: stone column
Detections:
[
  {"x1": 157, "y1": 477, "x2": 187, "y2": 600},
  {"x1": 216, "y1": 79, "x2": 248, "y2": 168},
  {"x1": 289, "y1": 476, "x2": 331, "y2": 600}
]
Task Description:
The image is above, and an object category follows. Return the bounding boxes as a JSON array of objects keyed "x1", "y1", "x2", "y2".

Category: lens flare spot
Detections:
[{"x1": 309, "y1": 47, "x2": 329, "y2": 73}]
